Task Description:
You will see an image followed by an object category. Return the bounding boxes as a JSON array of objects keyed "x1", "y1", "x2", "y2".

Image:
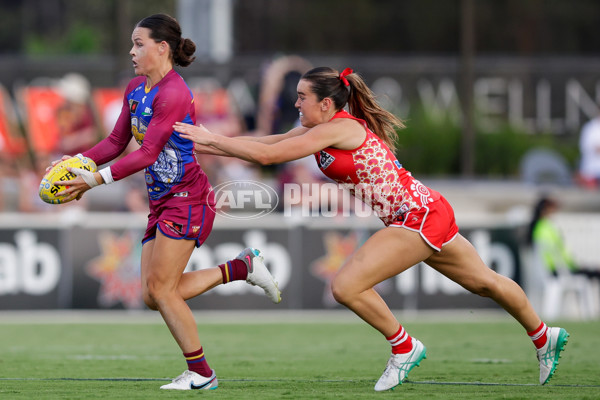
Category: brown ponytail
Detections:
[{"x1": 301, "y1": 67, "x2": 404, "y2": 152}]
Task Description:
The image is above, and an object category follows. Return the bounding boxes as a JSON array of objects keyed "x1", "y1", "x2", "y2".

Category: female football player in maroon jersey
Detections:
[
  {"x1": 174, "y1": 66, "x2": 569, "y2": 391},
  {"x1": 53, "y1": 14, "x2": 280, "y2": 391}
]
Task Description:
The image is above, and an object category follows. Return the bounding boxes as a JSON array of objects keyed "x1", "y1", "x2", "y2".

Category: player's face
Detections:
[
  {"x1": 130, "y1": 27, "x2": 161, "y2": 77},
  {"x1": 295, "y1": 79, "x2": 325, "y2": 128}
]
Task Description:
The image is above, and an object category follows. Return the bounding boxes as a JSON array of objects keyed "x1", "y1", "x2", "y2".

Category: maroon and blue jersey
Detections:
[{"x1": 83, "y1": 70, "x2": 213, "y2": 206}]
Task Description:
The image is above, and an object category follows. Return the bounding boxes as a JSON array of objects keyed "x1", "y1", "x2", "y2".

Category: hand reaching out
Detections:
[{"x1": 173, "y1": 122, "x2": 216, "y2": 145}]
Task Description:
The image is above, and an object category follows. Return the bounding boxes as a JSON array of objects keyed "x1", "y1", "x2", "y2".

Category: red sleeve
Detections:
[{"x1": 108, "y1": 84, "x2": 191, "y2": 182}]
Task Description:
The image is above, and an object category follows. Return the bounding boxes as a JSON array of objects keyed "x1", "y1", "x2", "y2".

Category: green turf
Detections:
[{"x1": 1, "y1": 316, "x2": 599, "y2": 399}]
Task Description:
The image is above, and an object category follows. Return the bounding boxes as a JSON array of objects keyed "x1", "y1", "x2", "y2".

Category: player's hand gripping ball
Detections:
[{"x1": 39, "y1": 155, "x2": 97, "y2": 204}]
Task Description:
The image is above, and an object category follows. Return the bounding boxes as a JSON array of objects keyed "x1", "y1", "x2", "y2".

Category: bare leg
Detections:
[
  {"x1": 177, "y1": 268, "x2": 223, "y2": 300},
  {"x1": 426, "y1": 234, "x2": 541, "y2": 332},
  {"x1": 331, "y1": 227, "x2": 434, "y2": 336},
  {"x1": 331, "y1": 228, "x2": 551, "y2": 391},
  {"x1": 141, "y1": 231, "x2": 203, "y2": 352}
]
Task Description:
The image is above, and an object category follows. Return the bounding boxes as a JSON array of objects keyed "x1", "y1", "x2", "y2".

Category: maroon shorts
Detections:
[
  {"x1": 390, "y1": 195, "x2": 459, "y2": 251},
  {"x1": 143, "y1": 202, "x2": 215, "y2": 248}
]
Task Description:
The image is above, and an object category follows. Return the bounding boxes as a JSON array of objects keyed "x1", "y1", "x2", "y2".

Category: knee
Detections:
[
  {"x1": 142, "y1": 291, "x2": 158, "y2": 310},
  {"x1": 331, "y1": 274, "x2": 353, "y2": 305},
  {"x1": 142, "y1": 276, "x2": 165, "y2": 310}
]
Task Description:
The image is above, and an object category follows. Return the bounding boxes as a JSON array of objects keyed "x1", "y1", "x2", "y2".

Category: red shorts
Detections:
[
  {"x1": 390, "y1": 195, "x2": 459, "y2": 251},
  {"x1": 143, "y1": 202, "x2": 215, "y2": 248}
]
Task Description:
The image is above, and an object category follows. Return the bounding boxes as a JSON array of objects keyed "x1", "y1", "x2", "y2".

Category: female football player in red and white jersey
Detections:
[
  {"x1": 174, "y1": 67, "x2": 569, "y2": 391},
  {"x1": 53, "y1": 14, "x2": 281, "y2": 391}
]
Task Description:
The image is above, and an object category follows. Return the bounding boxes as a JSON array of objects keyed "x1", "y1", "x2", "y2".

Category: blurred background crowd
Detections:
[{"x1": 0, "y1": 0, "x2": 600, "y2": 215}]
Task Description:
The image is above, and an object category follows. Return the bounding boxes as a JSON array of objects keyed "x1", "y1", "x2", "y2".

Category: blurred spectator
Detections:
[
  {"x1": 0, "y1": 155, "x2": 21, "y2": 211},
  {"x1": 92, "y1": 87, "x2": 125, "y2": 138},
  {"x1": 190, "y1": 77, "x2": 246, "y2": 138},
  {"x1": 17, "y1": 153, "x2": 89, "y2": 213},
  {"x1": 255, "y1": 55, "x2": 313, "y2": 136},
  {"x1": 11, "y1": 73, "x2": 99, "y2": 213},
  {"x1": 186, "y1": 77, "x2": 265, "y2": 209},
  {"x1": 527, "y1": 197, "x2": 577, "y2": 276},
  {"x1": 577, "y1": 115, "x2": 600, "y2": 189},
  {"x1": 17, "y1": 153, "x2": 55, "y2": 212},
  {"x1": 0, "y1": 84, "x2": 28, "y2": 211},
  {"x1": 527, "y1": 196, "x2": 597, "y2": 319},
  {"x1": 0, "y1": 84, "x2": 27, "y2": 158},
  {"x1": 55, "y1": 73, "x2": 100, "y2": 156},
  {"x1": 252, "y1": 56, "x2": 314, "y2": 197},
  {"x1": 92, "y1": 85, "x2": 139, "y2": 157}
]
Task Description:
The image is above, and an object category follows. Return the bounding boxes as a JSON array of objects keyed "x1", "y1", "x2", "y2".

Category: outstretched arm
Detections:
[
  {"x1": 194, "y1": 143, "x2": 232, "y2": 156},
  {"x1": 235, "y1": 128, "x2": 308, "y2": 144},
  {"x1": 173, "y1": 121, "x2": 344, "y2": 165},
  {"x1": 182, "y1": 124, "x2": 308, "y2": 156}
]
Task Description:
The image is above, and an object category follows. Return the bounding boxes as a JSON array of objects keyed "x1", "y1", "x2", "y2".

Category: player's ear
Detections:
[
  {"x1": 321, "y1": 97, "x2": 333, "y2": 111},
  {"x1": 158, "y1": 41, "x2": 168, "y2": 55}
]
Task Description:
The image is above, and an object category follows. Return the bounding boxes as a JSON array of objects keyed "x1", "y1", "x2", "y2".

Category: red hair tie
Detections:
[{"x1": 339, "y1": 68, "x2": 353, "y2": 87}]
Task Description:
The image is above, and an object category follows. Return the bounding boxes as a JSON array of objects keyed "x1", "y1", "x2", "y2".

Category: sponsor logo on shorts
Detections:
[
  {"x1": 163, "y1": 220, "x2": 184, "y2": 235},
  {"x1": 394, "y1": 203, "x2": 410, "y2": 219}
]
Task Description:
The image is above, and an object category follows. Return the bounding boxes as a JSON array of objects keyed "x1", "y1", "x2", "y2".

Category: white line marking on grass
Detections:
[
  {"x1": 1, "y1": 378, "x2": 599, "y2": 388},
  {"x1": 469, "y1": 358, "x2": 513, "y2": 364},
  {"x1": 68, "y1": 355, "x2": 139, "y2": 360},
  {"x1": 407, "y1": 380, "x2": 600, "y2": 388},
  {"x1": 0, "y1": 309, "x2": 512, "y2": 324}
]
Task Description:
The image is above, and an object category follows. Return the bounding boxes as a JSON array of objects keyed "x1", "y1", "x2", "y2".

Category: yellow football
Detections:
[{"x1": 39, "y1": 156, "x2": 97, "y2": 204}]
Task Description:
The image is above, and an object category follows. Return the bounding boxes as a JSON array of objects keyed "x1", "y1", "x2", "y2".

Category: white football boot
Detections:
[
  {"x1": 374, "y1": 338, "x2": 427, "y2": 391},
  {"x1": 237, "y1": 248, "x2": 281, "y2": 303},
  {"x1": 537, "y1": 327, "x2": 569, "y2": 385},
  {"x1": 160, "y1": 370, "x2": 218, "y2": 390}
]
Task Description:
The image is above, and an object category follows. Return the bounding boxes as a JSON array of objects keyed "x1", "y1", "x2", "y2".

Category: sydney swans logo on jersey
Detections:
[
  {"x1": 209, "y1": 180, "x2": 279, "y2": 220},
  {"x1": 317, "y1": 151, "x2": 335, "y2": 169}
]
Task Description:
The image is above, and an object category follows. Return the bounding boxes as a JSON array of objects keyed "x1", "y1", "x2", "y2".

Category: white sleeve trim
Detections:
[{"x1": 99, "y1": 167, "x2": 114, "y2": 185}]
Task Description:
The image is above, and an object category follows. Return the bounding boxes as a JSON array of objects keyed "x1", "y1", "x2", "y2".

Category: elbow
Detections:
[{"x1": 254, "y1": 153, "x2": 276, "y2": 166}]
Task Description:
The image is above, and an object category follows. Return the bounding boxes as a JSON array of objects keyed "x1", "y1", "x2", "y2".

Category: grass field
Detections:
[{"x1": 1, "y1": 311, "x2": 599, "y2": 399}]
